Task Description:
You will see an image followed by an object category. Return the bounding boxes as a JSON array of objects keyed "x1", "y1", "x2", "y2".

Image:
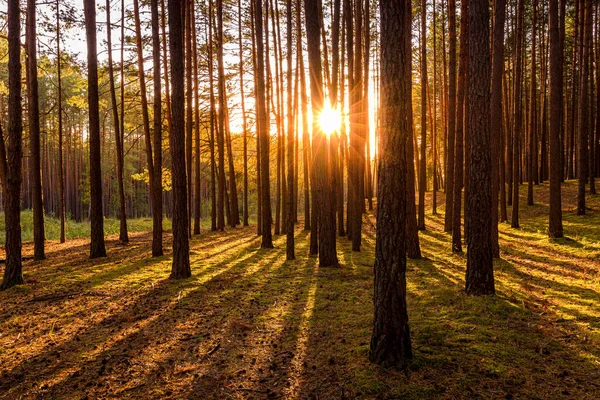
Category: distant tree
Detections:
[
  {"x1": 444, "y1": 0, "x2": 457, "y2": 233},
  {"x1": 168, "y1": 0, "x2": 191, "y2": 278},
  {"x1": 286, "y1": 0, "x2": 295, "y2": 260},
  {"x1": 418, "y1": 0, "x2": 427, "y2": 231},
  {"x1": 369, "y1": 0, "x2": 412, "y2": 367},
  {"x1": 84, "y1": 0, "x2": 107, "y2": 259},
  {"x1": 511, "y1": 0, "x2": 525, "y2": 229},
  {"x1": 577, "y1": 0, "x2": 592, "y2": 215}
]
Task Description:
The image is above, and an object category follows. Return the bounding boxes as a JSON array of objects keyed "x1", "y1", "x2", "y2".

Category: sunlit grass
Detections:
[{"x1": 0, "y1": 180, "x2": 599, "y2": 398}]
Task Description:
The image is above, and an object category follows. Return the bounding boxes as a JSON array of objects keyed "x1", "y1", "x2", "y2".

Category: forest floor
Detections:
[{"x1": 1, "y1": 181, "x2": 600, "y2": 399}]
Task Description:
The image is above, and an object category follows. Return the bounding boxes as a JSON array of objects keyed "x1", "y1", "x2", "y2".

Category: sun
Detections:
[{"x1": 319, "y1": 103, "x2": 342, "y2": 136}]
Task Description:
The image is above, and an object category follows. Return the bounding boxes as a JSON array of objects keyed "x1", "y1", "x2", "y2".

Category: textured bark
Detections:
[
  {"x1": 305, "y1": 0, "x2": 338, "y2": 267},
  {"x1": 255, "y1": 0, "x2": 274, "y2": 248},
  {"x1": 417, "y1": 0, "x2": 427, "y2": 231},
  {"x1": 168, "y1": 0, "x2": 191, "y2": 279},
  {"x1": 452, "y1": 0, "x2": 468, "y2": 253},
  {"x1": 444, "y1": 0, "x2": 457, "y2": 233},
  {"x1": 511, "y1": 0, "x2": 524, "y2": 229},
  {"x1": 106, "y1": 0, "x2": 129, "y2": 245},
  {"x1": 27, "y1": 0, "x2": 46, "y2": 260},
  {"x1": 465, "y1": 0, "x2": 494, "y2": 296},
  {"x1": 369, "y1": 0, "x2": 412, "y2": 367},
  {"x1": 1, "y1": 0, "x2": 23, "y2": 290},
  {"x1": 297, "y1": 0, "x2": 310, "y2": 233},
  {"x1": 548, "y1": 0, "x2": 563, "y2": 238},
  {"x1": 151, "y1": 0, "x2": 164, "y2": 255},
  {"x1": 406, "y1": 127, "x2": 422, "y2": 260},
  {"x1": 185, "y1": 0, "x2": 193, "y2": 235},
  {"x1": 84, "y1": 0, "x2": 107, "y2": 259},
  {"x1": 490, "y1": 0, "x2": 505, "y2": 257}
]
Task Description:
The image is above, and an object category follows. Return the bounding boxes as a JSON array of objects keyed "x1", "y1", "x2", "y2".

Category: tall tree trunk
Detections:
[
  {"x1": 106, "y1": 0, "x2": 129, "y2": 245},
  {"x1": 465, "y1": 0, "x2": 494, "y2": 296},
  {"x1": 417, "y1": 0, "x2": 427, "y2": 230},
  {"x1": 216, "y1": 0, "x2": 226, "y2": 230},
  {"x1": 364, "y1": 0, "x2": 373, "y2": 212},
  {"x1": 185, "y1": 0, "x2": 194, "y2": 235},
  {"x1": 239, "y1": 0, "x2": 249, "y2": 227},
  {"x1": 548, "y1": 0, "x2": 563, "y2": 238},
  {"x1": 444, "y1": 0, "x2": 457, "y2": 232},
  {"x1": 490, "y1": 0, "x2": 505, "y2": 257},
  {"x1": 1, "y1": 0, "x2": 24, "y2": 289},
  {"x1": 208, "y1": 0, "x2": 218, "y2": 231},
  {"x1": 151, "y1": 0, "x2": 164, "y2": 255},
  {"x1": 511, "y1": 0, "x2": 525, "y2": 228},
  {"x1": 305, "y1": 0, "x2": 338, "y2": 267},
  {"x1": 133, "y1": 0, "x2": 155, "y2": 214},
  {"x1": 452, "y1": 0, "x2": 468, "y2": 253},
  {"x1": 432, "y1": 0, "x2": 438, "y2": 216},
  {"x1": 527, "y1": 0, "x2": 538, "y2": 206},
  {"x1": 369, "y1": 0, "x2": 412, "y2": 367},
  {"x1": 577, "y1": 0, "x2": 592, "y2": 215},
  {"x1": 298, "y1": 0, "x2": 311, "y2": 233},
  {"x1": 285, "y1": 0, "x2": 295, "y2": 260},
  {"x1": 57, "y1": 0, "x2": 65, "y2": 243},
  {"x1": 192, "y1": 1, "x2": 201, "y2": 235},
  {"x1": 84, "y1": 0, "x2": 107, "y2": 259},
  {"x1": 255, "y1": 0, "x2": 274, "y2": 248},
  {"x1": 168, "y1": 0, "x2": 191, "y2": 278},
  {"x1": 27, "y1": 0, "x2": 45, "y2": 260}
]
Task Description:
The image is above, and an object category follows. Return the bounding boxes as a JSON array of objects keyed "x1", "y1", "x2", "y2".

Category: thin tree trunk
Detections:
[
  {"x1": 548, "y1": 0, "x2": 563, "y2": 238},
  {"x1": 57, "y1": 0, "x2": 65, "y2": 243},
  {"x1": 511, "y1": 0, "x2": 525, "y2": 228},
  {"x1": 577, "y1": 0, "x2": 592, "y2": 215},
  {"x1": 417, "y1": 0, "x2": 427, "y2": 230},
  {"x1": 151, "y1": 0, "x2": 164, "y2": 254},
  {"x1": 239, "y1": 0, "x2": 249, "y2": 227},
  {"x1": 444, "y1": 0, "x2": 457, "y2": 232},
  {"x1": 285, "y1": 0, "x2": 295, "y2": 260},
  {"x1": 27, "y1": 0, "x2": 45, "y2": 260},
  {"x1": 527, "y1": 0, "x2": 538, "y2": 206}
]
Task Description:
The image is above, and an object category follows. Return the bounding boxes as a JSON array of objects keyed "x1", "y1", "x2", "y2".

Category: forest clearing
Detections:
[{"x1": 1, "y1": 182, "x2": 599, "y2": 399}]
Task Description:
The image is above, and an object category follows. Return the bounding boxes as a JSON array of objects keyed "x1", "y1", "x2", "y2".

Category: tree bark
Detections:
[
  {"x1": 444, "y1": 0, "x2": 457, "y2": 233},
  {"x1": 168, "y1": 0, "x2": 191, "y2": 278},
  {"x1": 151, "y1": 0, "x2": 164, "y2": 254},
  {"x1": 27, "y1": 0, "x2": 46, "y2": 260},
  {"x1": 417, "y1": 0, "x2": 427, "y2": 231},
  {"x1": 465, "y1": 0, "x2": 494, "y2": 296},
  {"x1": 84, "y1": 0, "x2": 107, "y2": 259},
  {"x1": 369, "y1": 0, "x2": 412, "y2": 367},
  {"x1": 1, "y1": 0, "x2": 24, "y2": 289}
]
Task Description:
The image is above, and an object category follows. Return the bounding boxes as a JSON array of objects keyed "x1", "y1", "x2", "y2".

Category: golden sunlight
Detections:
[{"x1": 318, "y1": 103, "x2": 342, "y2": 136}]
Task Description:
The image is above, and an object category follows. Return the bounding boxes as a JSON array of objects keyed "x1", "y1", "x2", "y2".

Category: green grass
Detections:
[
  {"x1": 0, "y1": 181, "x2": 599, "y2": 399},
  {"x1": 0, "y1": 211, "x2": 173, "y2": 245}
]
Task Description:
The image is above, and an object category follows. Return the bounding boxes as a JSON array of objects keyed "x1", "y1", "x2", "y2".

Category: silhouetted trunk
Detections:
[
  {"x1": 465, "y1": 0, "x2": 494, "y2": 296},
  {"x1": 527, "y1": 0, "x2": 538, "y2": 206},
  {"x1": 151, "y1": 0, "x2": 164, "y2": 254},
  {"x1": 185, "y1": 0, "x2": 193, "y2": 235},
  {"x1": 490, "y1": 0, "x2": 505, "y2": 257},
  {"x1": 255, "y1": 0, "x2": 274, "y2": 248},
  {"x1": 548, "y1": 0, "x2": 563, "y2": 238},
  {"x1": 511, "y1": 0, "x2": 524, "y2": 228},
  {"x1": 216, "y1": 0, "x2": 226, "y2": 230},
  {"x1": 369, "y1": 0, "x2": 412, "y2": 367},
  {"x1": 298, "y1": 0, "x2": 311, "y2": 232},
  {"x1": 452, "y1": 0, "x2": 468, "y2": 253},
  {"x1": 239, "y1": 0, "x2": 249, "y2": 227},
  {"x1": 168, "y1": 0, "x2": 191, "y2": 278},
  {"x1": 84, "y1": 0, "x2": 107, "y2": 259},
  {"x1": 444, "y1": 0, "x2": 457, "y2": 232},
  {"x1": 1, "y1": 0, "x2": 24, "y2": 290},
  {"x1": 285, "y1": 0, "x2": 295, "y2": 260},
  {"x1": 417, "y1": 0, "x2": 427, "y2": 231},
  {"x1": 577, "y1": 0, "x2": 591, "y2": 215},
  {"x1": 27, "y1": 0, "x2": 45, "y2": 260},
  {"x1": 192, "y1": 2, "x2": 201, "y2": 235},
  {"x1": 305, "y1": 0, "x2": 338, "y2": 267},
  {"x1": 208, "y1": 0, "x2": 217, "y2": 231}
]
